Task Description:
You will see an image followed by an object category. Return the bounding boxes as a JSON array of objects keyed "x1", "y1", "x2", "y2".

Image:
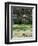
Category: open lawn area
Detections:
[
  {"x1": 12, "y1": 24, "x2": 32, "y2": 31},
  {"x1": 11, "y1": 24, "x2": 32, "y2": 37}
]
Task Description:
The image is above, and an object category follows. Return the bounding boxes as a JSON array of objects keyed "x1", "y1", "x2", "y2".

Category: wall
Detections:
[{"x1": 0, "y1": 0, "x2": 38, "y2": 46}]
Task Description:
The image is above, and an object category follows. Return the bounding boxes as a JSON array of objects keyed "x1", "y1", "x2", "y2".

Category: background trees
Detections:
[{"x1": 11, "y1": 6, "x2": 33, "y2": 24}]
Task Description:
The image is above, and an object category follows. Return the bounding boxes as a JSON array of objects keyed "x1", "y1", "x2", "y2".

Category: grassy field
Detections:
[
  {"x1": 11, "y1": 24, "x2": 32, "y2": 37},
  {"x1": 12, "y1": 24, "x2": 32, "y2": 31}
]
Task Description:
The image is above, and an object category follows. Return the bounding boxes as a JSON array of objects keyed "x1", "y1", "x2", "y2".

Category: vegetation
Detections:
[
  {"x1": 12, "y1": 24, "x2": 32, "y2": 31},
  {"x1": 11, "y1": 7, "x2": 33, "y2": 38}
]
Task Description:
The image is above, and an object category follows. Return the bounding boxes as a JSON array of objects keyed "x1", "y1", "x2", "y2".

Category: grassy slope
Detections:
[
  {"x1": 12, "y1": 24, "x2": 32, "y2": 31},
  {"x1": 11, "y1": 24, "x2": 32, "y2": 37}
]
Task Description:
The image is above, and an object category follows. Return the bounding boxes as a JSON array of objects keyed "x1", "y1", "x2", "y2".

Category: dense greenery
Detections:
[{"x1": 12, "y1": 7, "x2": 32, "y2": 24}]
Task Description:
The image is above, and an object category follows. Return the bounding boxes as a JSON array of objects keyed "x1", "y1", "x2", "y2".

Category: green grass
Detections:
[{"x1": 11, "y1": 24, "x2": 32, "y2": 31}]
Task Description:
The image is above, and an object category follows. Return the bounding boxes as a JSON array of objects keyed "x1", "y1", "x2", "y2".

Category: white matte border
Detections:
[{"x1": 9, "y1": 4, "x2": 36, "y2": 42}]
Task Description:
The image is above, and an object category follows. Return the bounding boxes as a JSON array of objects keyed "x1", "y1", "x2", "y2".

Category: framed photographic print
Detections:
[{"x1": 5, "y1": 2, "x2": 37, "y2": 44}]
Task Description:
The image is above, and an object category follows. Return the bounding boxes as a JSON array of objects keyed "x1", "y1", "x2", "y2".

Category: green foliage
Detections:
[{"x1": 13, "y1": 8, "x2": 32, "y2": 24}]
